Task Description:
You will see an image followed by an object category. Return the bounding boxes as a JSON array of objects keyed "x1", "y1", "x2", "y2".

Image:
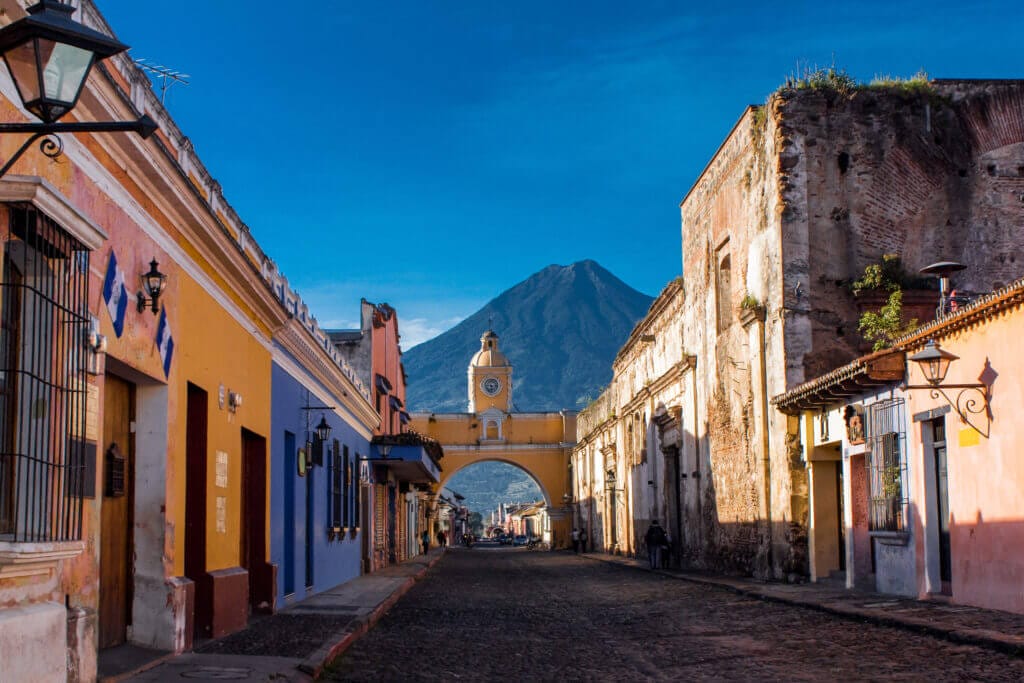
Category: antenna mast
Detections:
[{"x1": 133, "y1": 58, "x2": 190, "y2": 105}]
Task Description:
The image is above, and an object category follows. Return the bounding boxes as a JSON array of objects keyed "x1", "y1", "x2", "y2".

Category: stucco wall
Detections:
[
  {"x1": 905, "y1": 287, "x2": 1024, "y2": 613},
  {"x1": 270, "y1": 359, "x2": 369, "y2": 607}
]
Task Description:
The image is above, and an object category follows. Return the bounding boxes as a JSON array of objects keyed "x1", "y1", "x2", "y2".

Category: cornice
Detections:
[
  {"x1": 613, "y1": 279, "x2": 684, "y2": 370},
  {"x1": 0, "y1": 175, "x2": 108, "y2": 249},
  {"x1": 275, "y1": 321, "x2": 379, "y2": 432}
]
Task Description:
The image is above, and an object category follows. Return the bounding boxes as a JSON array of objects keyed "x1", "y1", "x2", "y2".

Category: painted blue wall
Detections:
[{"x1": 271, "y1": 354, "x2": 369, "y2": 607}]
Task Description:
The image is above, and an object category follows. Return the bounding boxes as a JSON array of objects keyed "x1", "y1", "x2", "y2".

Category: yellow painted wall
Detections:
[
  {"x1": 416, "y1": 413, "x2": 570, "y2": 445},
  {"x1": 169, "y1": 275, "x2": 272, "y2": 575}
]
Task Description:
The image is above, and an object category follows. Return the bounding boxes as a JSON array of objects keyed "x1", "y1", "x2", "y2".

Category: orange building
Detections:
[{"x1": 0, "y1": 1, "x2": 295, "y2": 678}]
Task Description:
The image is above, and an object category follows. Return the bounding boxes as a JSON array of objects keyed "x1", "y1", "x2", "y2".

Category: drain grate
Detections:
[{"x1": 180, "y1": 667, "x2": 250, "y2": 679}]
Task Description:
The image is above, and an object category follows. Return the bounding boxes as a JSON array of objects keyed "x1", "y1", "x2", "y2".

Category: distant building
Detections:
[{"x1": 330, "y1": 301, "x2": 442, "y2": 571}]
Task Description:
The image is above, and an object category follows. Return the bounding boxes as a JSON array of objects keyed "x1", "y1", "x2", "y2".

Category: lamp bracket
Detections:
[
  {"x1": 904, "y1": 383, "x2": 990, "y2": 438},
  {"x1": 0, "y1": 116, "x2": 157, "y2": 178},
  {"x1": 301, "y1": 405, "x2": 334, "y2": 411}
]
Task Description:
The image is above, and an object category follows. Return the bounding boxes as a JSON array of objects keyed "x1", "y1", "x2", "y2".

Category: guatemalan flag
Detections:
[
  {"x1": 102, "y1": 251, "x2": 128, "y2": 337},
  {"x1": 155, "y1": 308, "x2": 174, "y2": 378}
]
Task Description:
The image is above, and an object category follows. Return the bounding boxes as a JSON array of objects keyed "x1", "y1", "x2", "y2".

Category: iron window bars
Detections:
[
  {"x1": 0, "y1": 204, "x2": 89, "y2": 542},
  {"x1": 866, "y1": 398, "x2": 908, "y2": 532}
]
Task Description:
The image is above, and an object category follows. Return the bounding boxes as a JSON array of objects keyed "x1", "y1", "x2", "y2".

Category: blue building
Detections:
[{"x1": 269, "y1": 298, "x2": 379, "y2": 607}]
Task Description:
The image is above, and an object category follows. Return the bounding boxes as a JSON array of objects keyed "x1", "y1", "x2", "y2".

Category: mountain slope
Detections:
[{"x1": 403, "y1": 260, "x2": 654, "y2": 412}]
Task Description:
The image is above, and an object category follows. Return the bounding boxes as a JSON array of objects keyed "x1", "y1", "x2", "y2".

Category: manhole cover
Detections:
[{"x1": 180, "y1": 667, "x2": 250, "y2": 679}]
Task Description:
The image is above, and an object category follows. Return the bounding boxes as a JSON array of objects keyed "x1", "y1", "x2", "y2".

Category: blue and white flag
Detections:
[
  {"x1": 155, "y1": 308, "x2": 174, "y2": 378},
  {"x1": 101, "y1": 251, "x2": 128, "y2": 338}
]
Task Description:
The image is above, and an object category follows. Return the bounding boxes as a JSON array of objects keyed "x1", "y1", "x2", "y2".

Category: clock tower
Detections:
[{"x1": 468, "y1": 329, "x2": 512, "y2": 413}]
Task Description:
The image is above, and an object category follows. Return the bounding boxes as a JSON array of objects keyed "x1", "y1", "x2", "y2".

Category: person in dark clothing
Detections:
[
  {"x1": 644, "y1": 520, "x2": 667, "y2": 570},
  {"x1": 578, "y1": 527, "x2": 588, "y2": 553},
  {"x1": 437, "y1": 529, "x2": 447, "y2": 548},
  {"x1": 421, "y1": 530, "x2": 430, "y2": 555}
]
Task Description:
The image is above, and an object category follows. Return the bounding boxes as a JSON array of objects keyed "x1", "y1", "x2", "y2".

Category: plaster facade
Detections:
[
  {"x1": 574, "y1": 281, "x2": 695, "y2": 560},
  {"x1": 0, "y1": 0, "x2": 372, "y2": 678}
]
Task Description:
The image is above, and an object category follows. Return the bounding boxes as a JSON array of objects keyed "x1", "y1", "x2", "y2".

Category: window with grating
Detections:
[
  {"x1": 0, "y1": 205, "x2": 90, "y2": 542},
  {"x1": 329, "y1": 439, "x2": 342, "y2": 531},
  {"x1": 352, "y1": 453, "x2": 361, "y2": 530},
  {"x1": 866, "y1": 398, "x2": 908, "y2": 532}
]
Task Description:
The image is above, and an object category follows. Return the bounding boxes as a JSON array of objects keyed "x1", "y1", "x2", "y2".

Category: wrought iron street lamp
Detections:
[
  {"x1": 136, "y1": 258, "x2": 167, "y2": 313},
  {"x1": 905, "y1": 339, "x2": 990, "y2": 437},
  {"x1": 0, "y1": 1, "x2": 156, "y2": 177},
  {"x1": 314, "y1": 415, "x2": 332, "y2": 443}
]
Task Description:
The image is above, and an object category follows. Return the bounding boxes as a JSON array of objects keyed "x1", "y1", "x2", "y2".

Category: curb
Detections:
[
  {"x1": 298, "y1": 550, "x2": 446, "y2": 679},
  {"x1": 98, "y1": 651, "x2": 177, "y2": 683},
  {"x1": 580, "y1": 553, "x2": 1024, "y2": 657}
]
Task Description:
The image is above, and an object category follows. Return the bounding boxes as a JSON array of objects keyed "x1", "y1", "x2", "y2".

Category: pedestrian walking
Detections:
[
  {"x1": 421, "y1": 529, "x2": 430, "y2": 555},
  {"x1": 644, "y1": 520, "x2": 667, "y2": 570},
  {"x1": 437, "y1": 529, "x2": 447, "y2": 548},
  {"x1": 571, "y1": 527, "x2": 580, "y2": 553},
  {"x1": 578, "y1": 527, "x2": 588, "y2": 553},
  {"x1": 662, "y1": 531, "x2": 673, "y2": 569}
]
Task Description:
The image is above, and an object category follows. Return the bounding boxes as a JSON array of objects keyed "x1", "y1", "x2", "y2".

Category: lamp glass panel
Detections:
[
  {"x1": 40, "y1": 41, "x2": 92, "y2": 104},
  {"x1": 3, "y1": 41, "x2": 42, "y2": 105},
  {"x1": 145, "y1": 271, "x2": 166, "y2": 297}
]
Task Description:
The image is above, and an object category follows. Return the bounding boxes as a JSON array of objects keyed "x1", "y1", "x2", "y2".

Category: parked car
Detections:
[{"x1": 513, "y1": 535, "x2": 528, "y2": 546}]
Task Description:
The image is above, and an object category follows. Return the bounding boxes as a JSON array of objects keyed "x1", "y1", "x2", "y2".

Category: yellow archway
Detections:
[{"x1": 411, "y1": 413, "x2": 576, "y2": 548}]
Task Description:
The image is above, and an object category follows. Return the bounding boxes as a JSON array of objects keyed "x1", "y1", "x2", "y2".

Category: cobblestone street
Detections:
[{"x1": 328, "y1": 547, "x2": 1024, "y2": 681}]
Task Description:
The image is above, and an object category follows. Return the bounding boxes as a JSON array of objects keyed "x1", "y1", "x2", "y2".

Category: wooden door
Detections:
[
  {"x1": 185, "y1": 383, "x2": 209, "y2": 639},
  {"x1": 932, "y1": 418, "x2": 952, "y2": 591},
  {"x1": 241, "y1": 429, "x2": 267, "y2": 612},
  {"x1": 99, "y1": 374, "x2": 134, "y2": 649}
]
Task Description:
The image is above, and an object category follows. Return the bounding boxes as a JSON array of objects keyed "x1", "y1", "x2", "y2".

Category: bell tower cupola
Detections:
[{"x1": 468, "y1": 329, "x2": 512, "y2": 413}]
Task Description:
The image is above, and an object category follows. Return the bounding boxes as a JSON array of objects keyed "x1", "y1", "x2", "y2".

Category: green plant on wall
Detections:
[
  {"x1": 881, "y1": 464, "x2": 902, "y2": 499},
  {"x1": 852, "y1": 254, "x2": 920, "y2": 351}
]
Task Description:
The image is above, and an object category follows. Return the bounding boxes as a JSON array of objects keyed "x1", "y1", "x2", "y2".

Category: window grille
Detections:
[
  {"x1": 329, "y1": 439, "x2": 342, "y2": 531},
  {"x1": 342, "y1": 443, "x2": 350, "y2": 530},
  {"x1": 866, "y1": 398, "x2": 908, "y2": 532},
  {"x1": 0, "y1": 205, "x2": 90, "y2": 542},
  {"x1": 352, "y1": 453, "x2": 361, "y2": 530}
]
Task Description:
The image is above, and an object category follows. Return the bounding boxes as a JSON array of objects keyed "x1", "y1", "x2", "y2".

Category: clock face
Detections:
[{"x1": 481, "y1": 377, "x2": 502, "y2": 396}]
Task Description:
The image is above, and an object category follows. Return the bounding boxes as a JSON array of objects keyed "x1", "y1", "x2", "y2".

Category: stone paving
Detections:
[{"x1": 328, "y1": 546, "x2": 1024, "y2": 681}]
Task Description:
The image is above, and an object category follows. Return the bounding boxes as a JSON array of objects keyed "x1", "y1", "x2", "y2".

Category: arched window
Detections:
[
  {"x1": 484, "y1": 419, "x2": 501, "y2": 440},
  {"x1": 716, "y1": 249, "x2": 732, "y2": 333}
]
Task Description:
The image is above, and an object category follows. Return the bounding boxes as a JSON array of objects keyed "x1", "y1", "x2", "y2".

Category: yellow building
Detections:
[{"x1": 410, "y1": 330, "x2": 576, "y2": 547}]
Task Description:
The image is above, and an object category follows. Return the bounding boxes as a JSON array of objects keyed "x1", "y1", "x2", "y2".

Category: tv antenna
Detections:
[{"x1": 133, "y1": 58, "x2": 190, "y2": 105}]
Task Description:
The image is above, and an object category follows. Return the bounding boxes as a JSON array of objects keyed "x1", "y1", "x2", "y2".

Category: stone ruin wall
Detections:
[
  {"x1": 681, "y1": 107, "x2": 791, "y2": 577},
  {"x1": 776, "y1": 80, "x2": 1024, "y2": 382}
]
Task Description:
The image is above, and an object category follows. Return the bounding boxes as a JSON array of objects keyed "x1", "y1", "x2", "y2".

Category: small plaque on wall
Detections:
[{"x1": 215, "y1": 450, "x2": 228, "y2": 488}]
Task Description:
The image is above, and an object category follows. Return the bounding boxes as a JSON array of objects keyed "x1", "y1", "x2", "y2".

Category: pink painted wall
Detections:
[{"x1": 906, "y1": 289, "x2": 1024, "y2": 614}]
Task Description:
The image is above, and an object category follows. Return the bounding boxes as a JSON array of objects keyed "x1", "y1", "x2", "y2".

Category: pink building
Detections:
[{"x1": 777, "y1": 278, "x2": 1024, "y2": 614}]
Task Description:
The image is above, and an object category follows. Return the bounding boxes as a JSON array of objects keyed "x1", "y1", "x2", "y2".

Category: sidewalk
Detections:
[
  {"x1": 109, "y1": 549, "x2": 445, "y2": 682},
  {"x1": 579, "y1": 550, "x2": 1024, "y2": 656}
]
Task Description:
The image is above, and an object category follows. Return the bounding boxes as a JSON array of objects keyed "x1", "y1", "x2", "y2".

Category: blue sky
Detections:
[{"x1": 95, "y1": 1, "x2": 1023, "y2": 347}]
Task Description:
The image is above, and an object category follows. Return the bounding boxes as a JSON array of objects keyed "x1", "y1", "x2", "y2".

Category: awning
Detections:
[
  {"x1": 388, "y1": 395, "x2": 404, "y2": 411},
  {"x1": 399, "y1": 410, "x2": 411, "y2": 425},
  {"x1": 375, "y1": 374, "x2": 393, "y2": 395}
]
